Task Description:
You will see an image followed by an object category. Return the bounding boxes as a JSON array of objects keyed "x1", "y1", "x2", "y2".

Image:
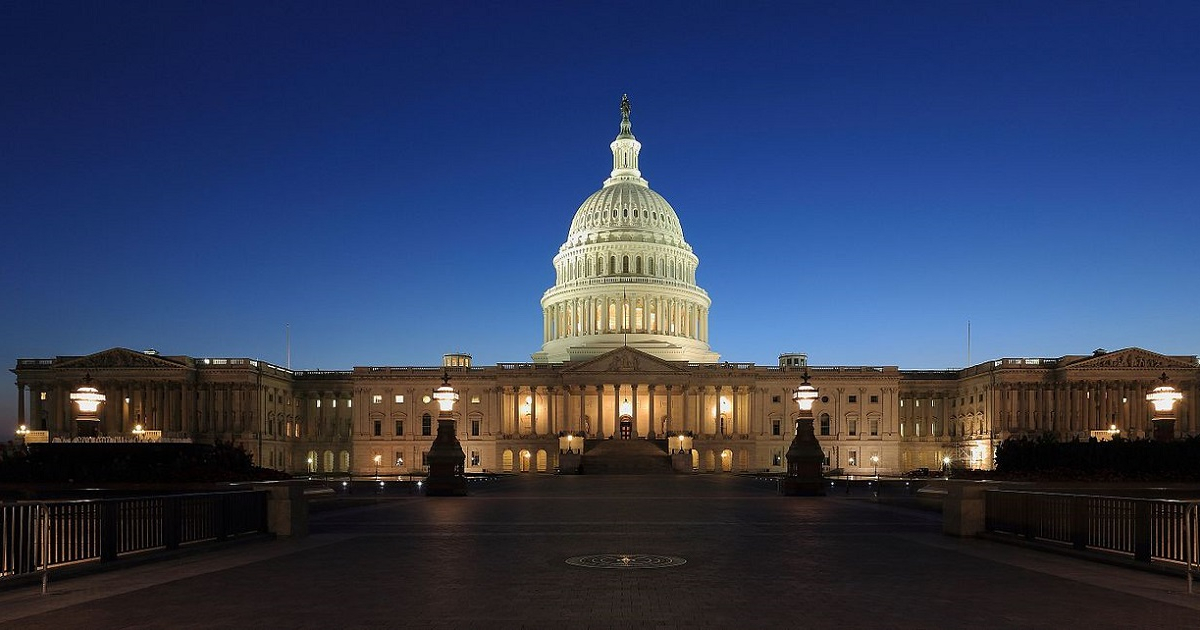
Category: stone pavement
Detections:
[{"x1": 1, "y1": 475, "x2": 1198, "y2": 629}]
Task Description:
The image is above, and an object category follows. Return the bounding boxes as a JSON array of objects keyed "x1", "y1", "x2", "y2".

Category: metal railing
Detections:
[
  {"x1": 985, "y1": 490, "x2": 1200, "y2": 593},
  {"x1": 2, "y1": 491, "x2": 269, "y2": 590}
]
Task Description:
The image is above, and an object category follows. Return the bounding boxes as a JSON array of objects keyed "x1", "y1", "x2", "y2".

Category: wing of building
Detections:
[{"x1": 11, "y1": 98, "x2": 1199, "y2": 476}]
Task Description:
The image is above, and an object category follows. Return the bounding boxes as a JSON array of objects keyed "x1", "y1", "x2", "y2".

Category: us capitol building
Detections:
[{"x1": 12, "y1": 98, "x2": 1199, "y2": 476}]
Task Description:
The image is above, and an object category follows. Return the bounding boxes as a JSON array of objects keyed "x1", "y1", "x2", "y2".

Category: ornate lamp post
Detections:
[
  {"x1": 1146, "y1": 373, "x2": 1184, "y2": 441},
  {"x1": 871, "y1": 454, "x2": 880, "y2": 478},
  {"x1": 782, "y1": 371, "x2": 825, "y2": 496},
  {"x1": 425, "y1": 370, "x2": 467, "y2": 496}
]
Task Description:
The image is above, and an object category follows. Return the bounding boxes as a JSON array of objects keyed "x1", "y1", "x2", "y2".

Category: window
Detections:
[
  {"x1": 316, "y1": 400, "x2": 321, "y2": 408},
  {"x1": 372, "y1": 395, "x2": 383, "y2": 404},
  {"x1": 40, "y1": 392, "x2": 47, "y2": 400},
  {"x1": 471, "y1": 419, "x2": 480, "y2": 436},
  {"x1": 848, "y1": 395, "x2": 857, "y2": 403},
  {"x1": 848, "y1": 417, "x2": 858, "y2": 436},
  {"x1": 421, "y1": 413, "x2": 432, "y2": 436},
  {"x1": 470, "y1": 451, "x2": 480, "y2": 466},
  {"x1": 772, "y1": 452, "x2": 782, "y2": 466},
  {"x1": 395, "y1": 395, "x2": 405, "y2": 404},
  {"x1": 771, "y1": 419, "x2": 781, "y2": 436},
  {"x1": 869, "y1": 417, "x2": 879, "y2": 436},
  {"x1": 471, "y1": 396, "x2": 481, "y2": 404},
  {"x1": 849, "y1": 450, "x2": 858, "y2": 467},
  {"x1": 347, "y1": 400, "x2": 352, "y2": 408},
  {"x1": 869, "y1": 395, "x2": 879, "y2": 404},
  {"x1": 331, "y1": 400, "x2": 337, "y2": 408},
  {"x1": 771, "y1": 395, "x2": 781, "y2": 404},
  {"x1": 395, "y1": 451, "x2": 404, "y2": 466},
  {"x1": 395, "y1": 420, "x2": 404, "y2": 435},
  {"x1": 373, "y1": 420, "x2": 381, "y2": 437},
  {"x1": 421, "y1": 451, "x2": 428, "y2": 466},
  {"x1": 819, "y1": 414, "x2": 831, "y2": 436}
]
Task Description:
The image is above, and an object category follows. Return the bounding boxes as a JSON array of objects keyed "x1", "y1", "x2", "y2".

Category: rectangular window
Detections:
[
  {"x1": 422, "y1": 416, "x2": 432, "y2": 436},
  {"x1": 772, "y1": 452, "x2": 782, "y2": 466},
  {"x1": 771, "y1": 419, "x2": 781, "y2": 436},
  {"x1": 470, "y1": 451, "x2": 481, "y2": 466},
  {"x1": 823, "y1": 451, "x2": 831, "y2": 467},
  {"x1": 771, "y1": 395, "x2": 781, "y2": 404},
  {"x1": 869, "y1": 418, "x2": 879, "y2": 436},
  {"x1": 819, "y1": 417, "x2": 831, "y2": 436},
  {"x1": 316, "y1": 400, "x2": 321, "y2": 408},
  {"x1": 332, "y1": 400, "x2": 337, "y2": 408},
  {"x1": 848, "y1": 395, "x2": 857, "y2": 403},
  {"x1": 471, "y1": 419, "x2": 480, "y2": 436},
  {"x1": 421, "y1": 451, "x2": 429, "y2": 467},
  {"x1": 372, "y1": 395, "x2": 383, "y2": 404},
  {"x1": 395, "y1": 420, "x2": 404, "y2": 435},
  {"x1": 849, "y1": 449, "x2": 858, "y2": 467},
  {"x1": 869, "y1": 395, "x2": 879, "y2": 404},
  {"x1": 347, "y1": 400, "x2": 352, "y2": 408},
  {"x1": 373, "y1": 420, "x2": 381, "y2": 437},
  {"x1": 471, "y1": 395, "x2": 481, "y2": 404},
  {"x1": 40, "y1": 391, "x2": 48, "y2": 400},
  {"x1": 395, "y1": 451, "x2": 404, "y2": 466},
  {"x1": 849, "y1": 419, "x2": 858, "y2": 436},
  {"x1": 395, "y1": 395, "x2": 405, "y2": 404}
]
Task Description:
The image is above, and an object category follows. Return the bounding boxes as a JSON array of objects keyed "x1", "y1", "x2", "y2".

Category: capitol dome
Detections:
[{"x1": 533, "y1": 96, "x2": 719, "y2": 364}]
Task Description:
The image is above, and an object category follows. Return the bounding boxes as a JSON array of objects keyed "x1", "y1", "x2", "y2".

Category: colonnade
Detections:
[
  {"x1": 543, "y1": 293, "x2": 708, "y2": 342},
  {"x1": 498, "y1": 383, "x2": 758, "y2": 439}
]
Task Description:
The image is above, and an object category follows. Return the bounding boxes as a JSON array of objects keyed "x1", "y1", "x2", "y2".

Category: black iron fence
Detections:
[
  {"x1": 2, "y1": 491, "x2": 269, "y2": 584},
  {"x1": 985, "y1": 490, "x2": 1198, "y2": 592}
]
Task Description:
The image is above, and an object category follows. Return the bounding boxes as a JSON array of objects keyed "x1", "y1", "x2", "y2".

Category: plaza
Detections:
[{"x1": 1, "y1": 475, "x2": 1197, "y2": 628}]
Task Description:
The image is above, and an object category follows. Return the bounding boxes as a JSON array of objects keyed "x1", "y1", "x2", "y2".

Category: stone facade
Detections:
[{"x1": 10, "y1": 99, "x2": 1198, "y2": 475}]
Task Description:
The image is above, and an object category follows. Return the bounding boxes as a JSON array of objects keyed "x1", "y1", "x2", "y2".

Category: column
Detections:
[
  {"x1": 612, "y1": 384, "x2": 620, "y2": 436},
  {"x1": 632, "y1": 384, "x2": 639, "y2": 437},
  {"x1": 682, "y1": 386, "x2": 691, "y2": 434},
  {"x1": 16, "y1": 383, "x2": 25, "y2": 428},
  {"x1": 732, "y1": 386, "x2": 740, "y2": 435},
  {"x1": 648, "y1": 385, "x2": 657, "y2": 437},
  {"x1": 594, "y1": 385, "x2": 604, "y2": 437},
  {"x1": 530, "y1": 386, "x2": 539, "y2": 436}
]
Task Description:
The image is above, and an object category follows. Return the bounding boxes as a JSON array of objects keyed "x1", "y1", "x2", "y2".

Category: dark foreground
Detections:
[{"x1": 2, "y1": 475, "x2": 1197, "y2": 629}]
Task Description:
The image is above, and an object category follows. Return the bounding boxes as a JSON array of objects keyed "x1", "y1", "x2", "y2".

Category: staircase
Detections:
[{"x1": 581, "y1": 439, "x2": 673, "y2": 474}]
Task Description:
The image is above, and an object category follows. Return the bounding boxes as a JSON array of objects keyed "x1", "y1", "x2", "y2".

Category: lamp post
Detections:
[
  {"x1": 1146, "y1": 373, "x2": 1184, "y2": 441},
  {"x1": 782, "y1": 370, "x2": 825, "y2": 496},
  {"x1": 373, "y1": 454, "x2": 382, "y2": 478},
  {"x1": 70, "y1": 374, "x2": 106, "y2": 437},
  {"x1": 15, "y1": 424, "x2": 29, "y2": 440},
  {"x1": 942, "y1": 456, "x2": 951, "y2": 478},
  {"x1": 871, "y1": 454, "x2": 879, "y2": 478},
  {"x1": 425, "y1": 370, "x2": 467, "y2": 496}
]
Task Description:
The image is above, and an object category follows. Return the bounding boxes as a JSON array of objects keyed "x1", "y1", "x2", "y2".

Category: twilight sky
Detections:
[{"x1": 4, "y1": 1, "x2": 1199, "y2": 434}]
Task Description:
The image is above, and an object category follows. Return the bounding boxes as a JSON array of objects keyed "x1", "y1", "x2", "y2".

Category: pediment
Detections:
[
  {"x1": 561, "y1": 347, "x2": 691, "y2": 375},
  {"x1": 1061, "y1": 348, "x2": 1197, "y2": 371},
  {"x1": 57, "y1": 348, "x2": 190, "y2": 371}
]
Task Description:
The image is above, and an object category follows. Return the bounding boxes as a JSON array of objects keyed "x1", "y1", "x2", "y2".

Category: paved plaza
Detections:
[{"x1": 1, "y1": 475, "x2": 1198, "y2": 629}]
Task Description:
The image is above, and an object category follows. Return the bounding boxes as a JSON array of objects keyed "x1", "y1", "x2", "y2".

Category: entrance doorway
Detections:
[{"x1": 619, "y1": 416, "x2": 633, "y2": 439}]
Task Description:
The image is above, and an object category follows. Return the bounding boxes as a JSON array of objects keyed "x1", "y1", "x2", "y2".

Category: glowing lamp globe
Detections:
[
  {"x1": 792, "y1": 375, "x2": 818, "y2": 412},
  {"x1": 70, "y1": 385, "x2": 106, "y2": 414},
  {"x1": 1146, "y1": 383, "x2": 1182, "y2": 414},
  {"x1": 432, "y1": 373, "x2": 459, "y2": 413}
]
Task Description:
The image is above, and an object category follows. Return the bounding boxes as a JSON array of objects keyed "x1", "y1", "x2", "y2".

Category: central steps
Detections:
[{"x1": 581, "y1": 439, "x2": 672, "y2": 474}]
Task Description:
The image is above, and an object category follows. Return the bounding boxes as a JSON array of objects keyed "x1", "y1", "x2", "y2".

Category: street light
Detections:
[
  {"x1": 871, "y1": 454, "x2": 879, "y2": 478},
  {"x1": 942, "y1": 456, "x2": 951, "y2": 478},
  {"x1": 15, "y1": 424, "x2": 29, "y2": 438},
  {"x1": 373, "y1": 453, "x2": 382, "y2": 477},
  {"x1": 425, "y1": 370, "x2": 467, "y2": 496},
  {"x1": 782, "y1": 370, "x2": 825, "y2": 496}
]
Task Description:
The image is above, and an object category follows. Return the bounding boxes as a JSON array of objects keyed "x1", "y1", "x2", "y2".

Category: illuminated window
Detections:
[
  {"x1": 470, "y1": 451, "x2": 481, "y2": 466},
  {"x1": 395, "y1": 395, "x2": 404, "y2": 404},
  {"x1": 471, "y1": 396, "x2": 481, "y2": 404},
  {"x1": 848, "y1": 416, "x2": 858, "y2": 436},
  {"x1": 316, "y1": 400, "x2": 321, "y2": 408},
  {"x1": 772, "y1": 452, "x2": 782, "y2": 466},
  {"x1": 346, "y1": 400, "x2": 352, "y2": 408},
  {"x1": 372, "y1": 395, "x2": 382, "y2": 404},
  {"x1": 331, "y1": 400, "x2": 337, "y2": 408},
  {"x1": 40, "y1": 392, "x2": 47, "y2": 400},
  {"x1": 869, "y1": 417, "x2": 879, "y2": 436},
  {"x1": 848, "y1": 450, "x2": 858, "y2": 467}
]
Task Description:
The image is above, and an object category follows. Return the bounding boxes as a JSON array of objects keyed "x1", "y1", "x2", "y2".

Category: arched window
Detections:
[
  {"x1": 636, "y1": 257, "x2": 643, "y2": 274},
  {"x1": 609, "y1": 256, "x2": 616, "y2": 275},
  {"x1": 648, "y1": 258, "x2": 655, "y2": 276},
  {"x1": 622, "y1": 256, "x2": 629, "y2": 273}
]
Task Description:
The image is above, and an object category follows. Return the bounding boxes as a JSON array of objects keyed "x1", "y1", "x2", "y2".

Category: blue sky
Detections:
[{"x1": 4, "y1": 1, "x2": 1199, "y2": 434}]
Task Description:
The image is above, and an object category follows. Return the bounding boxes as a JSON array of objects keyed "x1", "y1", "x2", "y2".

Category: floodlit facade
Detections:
[{"x1": 11, "y1": 99, "x2": 1199, "y2": 476}]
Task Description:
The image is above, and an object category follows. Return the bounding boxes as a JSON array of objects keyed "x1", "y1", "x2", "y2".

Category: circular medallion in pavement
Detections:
[{"x1": 565, "y1": 554, "x2": 686, "y2": 569}]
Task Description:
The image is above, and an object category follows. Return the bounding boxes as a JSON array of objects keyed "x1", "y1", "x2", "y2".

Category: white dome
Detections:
[{"x1": 534, "y1": 96, "x2": 718, "y2": 365}]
